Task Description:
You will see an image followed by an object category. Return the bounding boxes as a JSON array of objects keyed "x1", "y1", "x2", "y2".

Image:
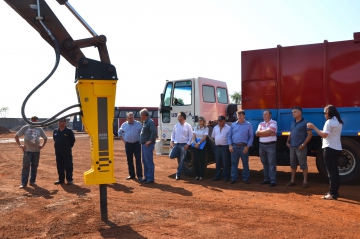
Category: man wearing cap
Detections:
[
  {"x1": 53, "y1": 118, "x2": 76, "y2": 185},
  {"x1": 286, "y1": 106, "x2": 312, "y2": 188},
  {"x1": 170, "y1": 111, "x2": 193, "y2": 180},
  {"x1": 228, "y1": 110, "x2": 254, "y2": 184},
  {"x1": 211, "y1": 115, "x2": 231, "y2": 182},
  {"x1": 256, "y1": 110, "x2": 278, "y2": 187},
  {"x1": 15, "y1": 116, "x2": 48, "y2": 188}
]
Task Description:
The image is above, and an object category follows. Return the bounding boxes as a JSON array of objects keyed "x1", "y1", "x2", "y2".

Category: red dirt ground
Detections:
[{"x1": 0, "y1": 132, "x2": 360, "y2": 239}]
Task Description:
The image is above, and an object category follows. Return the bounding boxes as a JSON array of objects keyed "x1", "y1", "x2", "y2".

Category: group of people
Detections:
[
  {"x1": 17, "y1": 104, "x2": 343, "y2": 201},
  {"x1": 118, "y1": 108, "x2": 157, "y2": 184},
  {"x1": 177, "y1": 105, "x2": 343, "y2": 200},
  {"x1": 15, "y1": 116, "x2": 76, "y2": 188},
  {"x1": 259, "y1": 105, "x2": 343, "y2": 201}
]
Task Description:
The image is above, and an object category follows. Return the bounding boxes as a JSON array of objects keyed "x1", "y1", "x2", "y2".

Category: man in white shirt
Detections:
[
  {"x1": 256, "y1": 110, "x2": 277, "y2": 187},
  {"x1": 211, "y1": 115, "x2": 231, "y2": 182},
  {"x1": 169, "y1": 112, "x2": 193, "y2": 180}
]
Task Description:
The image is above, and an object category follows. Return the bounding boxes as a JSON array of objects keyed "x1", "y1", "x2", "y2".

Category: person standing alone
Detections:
[
  {"x1": 118, "y1": 112, "x2": 143, "y2": 181},
  {"x1": 53, "y1": 118, "x2": 75, "y2": 185},
  {"x1": 15, "y1": 116, "x2": 48, "y2": 188}
]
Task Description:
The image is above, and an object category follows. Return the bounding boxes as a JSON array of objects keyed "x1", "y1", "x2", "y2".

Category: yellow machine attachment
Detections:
[
  {"x1": 4, "y1": 0, "x2": 118, "y2": 221},
  {"x1": 76, "y1": 57, "x2": 118, "y2": 185}
]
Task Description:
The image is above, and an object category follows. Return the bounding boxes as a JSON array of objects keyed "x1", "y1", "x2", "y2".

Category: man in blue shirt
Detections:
[
  {"x1": 228, "y1": 110, "x2": 254, "y2": 184},
  {"x1": 118, "y1": 112, "x2": 143, "y2": 181},
  {"x1": 139, "y1": 108, "x2": 157, "y2": 184},
  {"x1": 286, "y1": 106, "x2": 312, "y2": 188}
]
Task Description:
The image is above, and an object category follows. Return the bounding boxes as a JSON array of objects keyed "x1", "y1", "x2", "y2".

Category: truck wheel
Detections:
[
  {"x1": 183, "y1": 147, "x2": 208, "y2": 176},
  {"x1": 316, "y1": 138, "x2": 360, "y2": 184}
]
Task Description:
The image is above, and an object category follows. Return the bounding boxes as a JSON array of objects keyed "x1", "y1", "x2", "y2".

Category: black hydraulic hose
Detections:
[
  {"x1": 37, "y1": 112, "x2": 81, "y2": 127},
  {"x1": 21, "y1": 28, "x2": 81, "y2": 127}
]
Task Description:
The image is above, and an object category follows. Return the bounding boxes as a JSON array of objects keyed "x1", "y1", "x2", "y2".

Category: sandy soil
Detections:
[{"x1": 0, "y1": 132, "x2": 360, "y2": 239}]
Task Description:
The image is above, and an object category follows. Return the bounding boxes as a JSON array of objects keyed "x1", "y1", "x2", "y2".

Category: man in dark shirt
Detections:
[
  {"x1": 286, "y1": 106, "x2": 312, "y2": 188},
  {"x1": 139, "y1": 108, "x2": 157, "y2": 184},
  {"x1": 53, "y1": 118, "x2": 76, "y2": 185}
]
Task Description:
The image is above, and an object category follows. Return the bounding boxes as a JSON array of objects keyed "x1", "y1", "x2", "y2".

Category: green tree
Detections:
[
  {"x1": 0, "y1": 107, "x2": 9, "y2": 118},
  {"x1": 174, "y1": 98, "x2": 184, "y2": 105},
  {"x1": 230, "y1": 91, "x2": 241, "y2": 104},
  {"x1": 164, "y1": 97, "x2": 171, "y2": 106}
]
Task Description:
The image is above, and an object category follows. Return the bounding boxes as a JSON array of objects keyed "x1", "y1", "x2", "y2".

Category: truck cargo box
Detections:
[{"x1": 242, "y1": 40, "x2": 360, "y2": 109}]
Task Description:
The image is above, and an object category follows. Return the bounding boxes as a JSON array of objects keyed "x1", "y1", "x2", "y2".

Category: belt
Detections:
[
  {"x1": 259, "y1": 141, "x2": 276, "y2": 145},
  {"x1": 126, "y1": 141, "x2": 139, "y2": 144},
  {"x1": 233, "y1": 143, "x2": 247, "y2": 146},
  {"x1": 175, "y1": 143, "x2": 187, "y2": 145},
  {"x1": 216, "y1": 145, "x2": 228, "y2": 147}
]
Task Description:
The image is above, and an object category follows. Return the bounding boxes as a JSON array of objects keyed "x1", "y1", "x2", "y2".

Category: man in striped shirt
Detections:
[{"x1": 256, "y1": 110, "x2": 278, "y2": 187}]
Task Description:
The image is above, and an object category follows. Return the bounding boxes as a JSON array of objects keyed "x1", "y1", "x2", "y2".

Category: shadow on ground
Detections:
[
  {"x1": 23, "y1": 185, "x2": 58, "y2": 199},
  {"x1": 99, "y1": 220, "x2": 146, "y2": 239}
]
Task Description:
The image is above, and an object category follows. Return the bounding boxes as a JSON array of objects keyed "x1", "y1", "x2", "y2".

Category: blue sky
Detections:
[{"x1": 1, "y1": 0, "x2": 360, "y2": 118}]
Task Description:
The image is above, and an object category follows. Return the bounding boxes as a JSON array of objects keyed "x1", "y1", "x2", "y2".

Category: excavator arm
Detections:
[
  {"x1": 5, "y1": 0, "x2": 84, "y2": 66},
  {"x1": 4, "y1": 0, "x2": 113, "y2": 66},
  {"x1": 4, "y1": 0, "x2": 117, "y2": 193}
]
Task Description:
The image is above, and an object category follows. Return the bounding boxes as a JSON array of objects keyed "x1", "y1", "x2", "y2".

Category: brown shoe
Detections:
[{"x1": 302, "y1": 183, "x2": 308, "y2": 188}]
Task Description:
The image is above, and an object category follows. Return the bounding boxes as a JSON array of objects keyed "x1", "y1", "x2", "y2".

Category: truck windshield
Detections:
[{"x1": 173, "y1": 81, "x2": 192, "y2": 106}]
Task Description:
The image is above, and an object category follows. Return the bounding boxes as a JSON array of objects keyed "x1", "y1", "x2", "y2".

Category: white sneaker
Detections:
[
  {"x1": 19, "y1": 184, "x2": 26, "y2": 189},
  {"x1": 29, "y1": 182, "x2": 37, "y2": 186},
  {"x1": 321, "y1": 194, "x2": 335, "y2": 200}
]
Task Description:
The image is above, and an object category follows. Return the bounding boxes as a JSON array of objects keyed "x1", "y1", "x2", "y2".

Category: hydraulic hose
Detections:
[{"x1": 21, "y1": 17, "x2": 81, "y2": 127}]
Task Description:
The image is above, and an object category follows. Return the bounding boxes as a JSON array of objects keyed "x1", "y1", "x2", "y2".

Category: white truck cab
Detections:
[{"x1": 156, "y1": 77, "x2": 237, "y2": 174}]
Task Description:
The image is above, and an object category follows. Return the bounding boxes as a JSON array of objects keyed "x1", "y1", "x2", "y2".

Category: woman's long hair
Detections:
[
  {"x1": 325, "y1": 105, "x2": 344, "y2": 124},
  {"x1": 196, "y1": 116, "x2": 207, "y2": 129}
]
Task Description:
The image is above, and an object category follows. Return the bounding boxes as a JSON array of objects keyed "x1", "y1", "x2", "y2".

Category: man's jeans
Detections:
[
  {"x1": 214, "y1": 145, "x2": 230, "y2": 180},
  {"x1": 125, "y1": 142, "x2": 142, "y2": 178},
  {"x1": 259, "y1": 143, "x2": 277, "y2": 184},
  {"x1": 22, "y1": 151, "x2": 40, "y2": 185},
  {"x1": 141, "y1": 144, "x2": 155, "y2": 182},
  {"x1": 231, "y1": 145, "x2": 249, "y2": 181},
  {"x1": 169, "y1": 143, "x2": 187, "y2": 177}
]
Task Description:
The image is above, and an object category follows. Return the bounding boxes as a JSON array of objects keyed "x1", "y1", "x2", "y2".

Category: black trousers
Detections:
[
  {"x1": 56, "y1": 151, "x2": 73, "y2": 182},
  {"x1": 193, "y1": 147, "x2": 206, "y2": 177},
  {"x1": 323, "y1": 147, "x2": 341, "y2": 198},
  {"x1": 125, "y1": 142, "x2": 142, "y2": 178}
]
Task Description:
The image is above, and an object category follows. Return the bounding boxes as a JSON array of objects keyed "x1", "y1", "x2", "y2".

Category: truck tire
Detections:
[
  {"x1": 183, "y1": 147, "x2": 209, "y2": 176},
  {"x1": 316, "y1": 138, "x2": 360, "y2": 184}
]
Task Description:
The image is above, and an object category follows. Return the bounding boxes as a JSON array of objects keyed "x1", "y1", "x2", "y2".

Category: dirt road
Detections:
[{"x1": 0, "y1": 132, "x2": 359, "y2": 239}]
